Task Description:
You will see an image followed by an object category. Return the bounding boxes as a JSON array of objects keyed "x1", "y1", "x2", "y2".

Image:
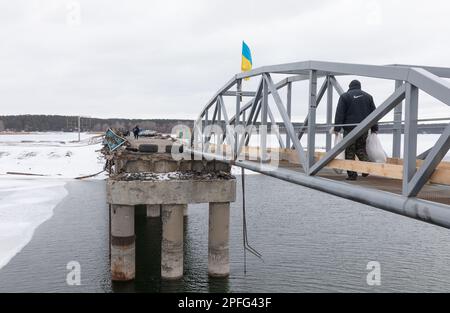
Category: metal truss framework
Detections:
[{"x1": 190, "y1": 61, "x2": 450, "y2": 229}]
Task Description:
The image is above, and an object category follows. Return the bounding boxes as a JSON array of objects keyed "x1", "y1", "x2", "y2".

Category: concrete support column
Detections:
[
  {"x1": 110, "y1": 204, "x2": 135, "y2": 281},
  {"x1": 146, "y1": 204, "x2": 161, "y2": 218},
  {"x1": 161, "y1": 204, "x2": 185, "y2": 279},
  {"x1": 208, "y1": 202, "x2": 230, "y2": 277}
]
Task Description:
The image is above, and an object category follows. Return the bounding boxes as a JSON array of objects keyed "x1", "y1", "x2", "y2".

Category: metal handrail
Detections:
[{"x1": 190, "y1": 61, "x2": 450, "y2": 229}]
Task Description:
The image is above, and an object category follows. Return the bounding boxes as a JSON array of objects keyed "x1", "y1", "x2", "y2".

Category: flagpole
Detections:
[{"x1": 235, "y1": 79, "x2": 241, "y2": 159}]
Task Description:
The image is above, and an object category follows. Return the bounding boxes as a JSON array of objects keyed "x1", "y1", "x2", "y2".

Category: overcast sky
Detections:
[{"x1": 1, "y1": 0, "x2": 450, "y2": 121}]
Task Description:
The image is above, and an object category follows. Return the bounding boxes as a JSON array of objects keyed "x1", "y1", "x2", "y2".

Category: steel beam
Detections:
[
  {"x1": 402, "y1": 83, "x2": 419, "y2": 196},
  {"x1": 417, "y1": 148, "x2": 432, "y2": 160},
  {"x1": 307, "y1": 70, "x2": 318, "y2": 172},
  {"x1": 218, "y1": 95, "x2": 234, "y2": 146},
  {"x1": 286, "y1": 82, "x2": 292, "y2": 149},
  {"x1": 260, "y1": 77, "x2": 268, "y2": 161},
  {"x1": 310, "y1": 61, "x2": 410, "y2": 80},
  {"x1": 267, "y1": 106, "x2": 285, "y2": 148},
  {"x1": 223, "y1": 90, "x2": 256, "y2": 97},
  {"x1": 326, "y1": 76, "x2": 333, "y2": 151},
  {"x1": 408, "y1": 68, "x2": 450, "y2": 107},
  {"x1": 244, "y1": 100, "x2": 261, "y2": 147},
  {"x1": 264, "y1": 73, "x2": 307, "y2": 169},
  {"x1": 237, "y1": 100, "x2": 260, "y2": 157},
  {"x1": 297, "y1": 78, "x2": 328, "y2": 141},
  {"x1": 198, "y1": 61, "x2": 450, "y2": 134},
  {"x1": 204, "y1": 101, "x2": 219, "y2": 152},
  {"x1": 235, "y1": 60, "x2": 411, "y2": 81},
  {"x1": 389, "y1": 64, "x2": 450, "y2": 79},
  {"x1": 407, "y1": 123, "x2": 450, "y2": 197},
  {"x1": 198, "y1": 77, "x2": 237, "y2": 120},
  {"x1": 237, "y1": 159, "x2": 450, "y2": 230},
  {"x1": 187, "y1": 148, "x2": 450, "y2": 230},
  {"x1": 393, "y1": 80, "x2": 403, "y2": 158},
  {"x1": 217, "y1": 98, "x2": 222, "y2": 125},
  {"x1": 244, "y1": 77, "x2": 264, "y2": 127},
  {"x1": 191, "y1": 60, "x2": 450, "y2": 231},
  {"x1": 329, "y1": 76, "x2": 345, "y2": 96},
  {"x1": 228, "y1": 75, "x2": 307, "y2": 126},
  {"x1": 218, "y1": 96, "x2": 229, "y2": 124},
  {"x1": 235, "y1": 79, "x2": 242, "y2": 157}
]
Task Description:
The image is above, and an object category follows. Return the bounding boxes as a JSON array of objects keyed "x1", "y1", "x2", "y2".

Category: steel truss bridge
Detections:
[{"x1": 188, "y1": 61, "x2": 450, "y2": 229}]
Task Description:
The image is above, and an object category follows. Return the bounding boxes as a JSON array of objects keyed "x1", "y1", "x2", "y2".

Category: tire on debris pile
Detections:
[
  {"x1": 138, "y1": 144, "x2": 159, "y2": 153},
  {"x1": 165, "y1": 144, "x2": 183, "y2": 154}
]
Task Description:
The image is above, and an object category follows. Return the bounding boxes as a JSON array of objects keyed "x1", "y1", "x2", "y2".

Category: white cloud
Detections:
[{"x1": 0, "y1": 0, "x2": 449, "y2": 120}]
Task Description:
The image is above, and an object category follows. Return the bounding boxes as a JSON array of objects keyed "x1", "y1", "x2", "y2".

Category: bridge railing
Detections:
[{"x1": 191, "y1": 61, "x2": 450, "y2": 198}]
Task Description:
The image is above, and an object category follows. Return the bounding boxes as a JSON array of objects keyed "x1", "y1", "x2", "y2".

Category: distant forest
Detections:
[
  {"x1": 0, "y1": 115, "x2": 445, "y2": 134},
  {"x1": 0, "y1": 115, "x2": 194, "y2": 133}
]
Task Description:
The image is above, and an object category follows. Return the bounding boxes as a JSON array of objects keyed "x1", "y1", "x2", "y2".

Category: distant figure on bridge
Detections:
[
  {"x1": 333, "y1": 80, "x2": 378, "y2": 181},
  {"x1": 132, "y1": 125, "x2": 140, "y2": 140}
]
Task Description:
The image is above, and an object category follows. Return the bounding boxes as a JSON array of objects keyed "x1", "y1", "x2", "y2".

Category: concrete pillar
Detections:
[
  {"x1": 110, "y1": 204, "x2": 135, "y2": 281},
  {"x1": 161, "y1": 204, "x2": 185, "y2": 280},
  {"x1": 146, "y1": 204, "x2": 161, "y2": 218},
  {"x1": 184, "y1": 206, "x2": 188, "y2": 217},
  {"x1": 208, "y1": 202, "x2": 230, "y2": 277}
]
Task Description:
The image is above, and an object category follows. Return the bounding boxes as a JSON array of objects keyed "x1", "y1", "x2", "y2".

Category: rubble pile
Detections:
[{"x1": 118, "y1": 171, "x2": 234, "y2": 181}]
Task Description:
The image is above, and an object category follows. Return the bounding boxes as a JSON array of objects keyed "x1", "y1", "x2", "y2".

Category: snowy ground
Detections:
[
  {"x1": 0, "y1": 132, "x2": 105, "y2": 178},
  {"x1": 0, "y1": 132, "x2": 105, "y2": 270}
]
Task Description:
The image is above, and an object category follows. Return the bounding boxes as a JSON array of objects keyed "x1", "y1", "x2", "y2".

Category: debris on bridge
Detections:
[{"x1": 117, "y1": 170, "x2": 234, "y2": 181}]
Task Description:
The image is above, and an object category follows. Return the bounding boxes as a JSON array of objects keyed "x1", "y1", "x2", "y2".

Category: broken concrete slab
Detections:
[{"x1": 107, "y1": 178, "x2": 236, "y2": 205}]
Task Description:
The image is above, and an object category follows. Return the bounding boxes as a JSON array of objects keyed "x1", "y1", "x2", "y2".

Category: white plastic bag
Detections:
[
  {"x1": 334, "y1": 133, "x2": 345, "y2": 160},
  {"x1": 366, "y1": 132, "x2": 387, "y2": 163}
]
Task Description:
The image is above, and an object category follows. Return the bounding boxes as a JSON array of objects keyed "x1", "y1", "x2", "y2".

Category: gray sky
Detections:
[{"x1": 1, "y1": 0, "x2": 450, "y2": 120}]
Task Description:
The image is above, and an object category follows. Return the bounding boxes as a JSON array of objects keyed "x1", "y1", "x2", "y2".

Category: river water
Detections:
[{"x1": 1, "y1": 175, "x2": 450, "y2": 293}]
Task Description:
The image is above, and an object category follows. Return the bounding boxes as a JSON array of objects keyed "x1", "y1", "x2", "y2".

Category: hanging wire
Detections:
[{"x1": 241, "y1": 167, "x2": 263, "y2": 275}]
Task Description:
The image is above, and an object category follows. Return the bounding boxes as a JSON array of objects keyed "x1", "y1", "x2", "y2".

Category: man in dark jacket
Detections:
[
  {"x1": 132, "y1": 125, "x2": 140, "y2": 140},
  {"x1": 334, "y1": 80, "x2": 378, "y2": 180}
]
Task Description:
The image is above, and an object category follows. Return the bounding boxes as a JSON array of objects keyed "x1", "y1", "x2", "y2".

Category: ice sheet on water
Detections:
[{"x1": 0, "y1": 178, "x2": 68, "y2": 269}]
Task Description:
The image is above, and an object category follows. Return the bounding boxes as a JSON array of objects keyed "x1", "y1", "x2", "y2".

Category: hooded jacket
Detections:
[{"x1": 334, "y1": 80, "x2": 378, "y2": 133}]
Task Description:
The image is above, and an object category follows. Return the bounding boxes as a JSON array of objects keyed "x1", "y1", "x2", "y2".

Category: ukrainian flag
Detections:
[{"x1": 241, "y1": 41, "x2": 252, "y2": 80}]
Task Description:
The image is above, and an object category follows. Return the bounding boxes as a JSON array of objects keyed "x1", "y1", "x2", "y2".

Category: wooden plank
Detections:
[
  {"x1": 429, "y1": 169, "x2": 450, "y2": 185},
  {"x1": 325, "y1": 158, "x2": 450, "y2": 185},
  {"x1": 325, "y1": 159, "x2": 403, "y2": 179},
  {"x1": 208, "y1": 145, "x2": 450, "y2": 185},
  {"x1": 387, "y1": 157, "x2": 450, "y2": 170}
]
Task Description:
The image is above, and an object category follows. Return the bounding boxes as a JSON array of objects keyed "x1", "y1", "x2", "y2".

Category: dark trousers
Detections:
[
  {"x1": 343, "y1": 130, "x2": 369, "y2": 177},
  {"x1": 133, "y1": 132, "x2": 139, "y2": 139}
]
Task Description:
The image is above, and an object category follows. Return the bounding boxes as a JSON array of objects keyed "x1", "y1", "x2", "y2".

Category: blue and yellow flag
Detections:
[{"x1": 241, "y1": 41, "x2": 252, "y2": 80}]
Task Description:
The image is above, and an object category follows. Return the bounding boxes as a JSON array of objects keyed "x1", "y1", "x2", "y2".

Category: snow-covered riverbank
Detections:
[
  {"x1": 0, "y1": 178, "x2": 67, "y2": 269},
  {"x1": 0, "y1": 132, "x2": 105, "y2": 270},
  {"x1": 0, "y1": 132, "x2": 105, "y2": 178}
]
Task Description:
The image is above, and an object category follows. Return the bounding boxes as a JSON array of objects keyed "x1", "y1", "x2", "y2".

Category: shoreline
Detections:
[{"x1": 0, "y1": 178, "x2": 68, "y2": 271}]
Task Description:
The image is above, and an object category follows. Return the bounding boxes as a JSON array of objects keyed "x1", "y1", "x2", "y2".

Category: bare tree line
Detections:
[{"x1": 0, "y1": 115, "x2": 194, "y2": 133}]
